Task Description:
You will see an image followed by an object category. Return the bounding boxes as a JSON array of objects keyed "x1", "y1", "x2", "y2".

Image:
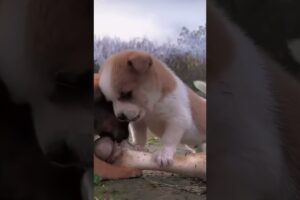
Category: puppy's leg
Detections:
[
  {"x1": 94, "y1": 155, "x2": 142, "y2": 180},
  {"x1": 130, "y1": 119, "x2": 147, "y2": 150},
  {"x1": 154, "y1": 124, "x2": 184, "y2": 167}
]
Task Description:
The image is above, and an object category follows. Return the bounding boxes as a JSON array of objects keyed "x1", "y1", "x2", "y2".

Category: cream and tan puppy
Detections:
[{"x1": 98, "y1": 50, "x2": 206, "y2": 166}]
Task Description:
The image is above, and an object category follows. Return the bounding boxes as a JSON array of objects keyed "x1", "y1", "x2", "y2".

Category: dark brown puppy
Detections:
[
  {"x1": 94, "y1": 77, "x2": 129, "y2": 143},
  {"x1": 93, "y1": 74, "x2": 141, "y2": 179}
]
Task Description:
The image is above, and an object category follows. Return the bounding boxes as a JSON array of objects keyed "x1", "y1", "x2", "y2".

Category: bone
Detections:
[{"x1": 94, "y1": 137, "x2": 206, "y2": 179}]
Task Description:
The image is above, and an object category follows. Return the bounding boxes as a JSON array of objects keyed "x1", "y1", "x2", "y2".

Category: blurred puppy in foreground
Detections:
[
  {"x1": 0, "y1": 1, "x2": 93, "y2": 199},
  {"x1": 208, "y1": 2, "x2": 300, "y2": 200}
]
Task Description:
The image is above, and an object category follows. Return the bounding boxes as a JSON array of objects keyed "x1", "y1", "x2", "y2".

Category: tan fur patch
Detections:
[
  {"x1": 102, "y1": 50, "x2": 176, "y2": 98},
  {"x1": 152, "y1": 59, "x2": 177, "y2": 97},
  {"x1": 109, "y1": 51, "x2": 142, "y2": 94},
  {"x1": 188, "y1": 87, "x2": 206, "y2": 135}
]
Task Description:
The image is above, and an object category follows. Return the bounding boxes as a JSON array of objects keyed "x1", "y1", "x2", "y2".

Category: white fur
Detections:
[
  {"x1": 146, "y1": 75, "x2": 201, "y2": 145},
  {"x1": 148, "y1": 72, "x2": 204, "y2": 165}
]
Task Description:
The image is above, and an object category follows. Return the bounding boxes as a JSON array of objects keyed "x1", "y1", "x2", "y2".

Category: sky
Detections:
[{"x1": 94, "y1": 0, "x2": 206, "y2": 44}]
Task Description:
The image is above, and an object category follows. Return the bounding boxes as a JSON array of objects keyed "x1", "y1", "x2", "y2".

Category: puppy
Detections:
[
  {"x1": 94, "y1": 74, "x2": 129, "y2": 143},
  {"x1": 94, "y1": 74, "x2": 142, "y2": 179},
  {"x1": 208, "y1": 2, "x2": 300, "y2": 199},
  {"x1": 98, "y1": 50, "x2": 206, "y2": 166},
  {"x1": 0, "y1": 1, "x2": 93, "y2": 199},
  {"x1": 0, "y1": 0, "x2": 93, "y2": 166}
]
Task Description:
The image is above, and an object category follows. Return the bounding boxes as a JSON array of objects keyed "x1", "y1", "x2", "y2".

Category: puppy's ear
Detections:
[{"x1": 128, "y1": 53, "x2": 153, "y2": 73}]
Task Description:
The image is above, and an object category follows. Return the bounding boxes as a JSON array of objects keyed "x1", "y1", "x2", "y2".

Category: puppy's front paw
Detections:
[{"x1": 153, "y1": 147, "x2": 175, "y2": 167}]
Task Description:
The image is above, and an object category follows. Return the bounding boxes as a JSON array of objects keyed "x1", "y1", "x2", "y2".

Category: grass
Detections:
[
  {"x1": 94, "y1": 182, "x2": 124, "y2": 200},
  {"x1": 94, "y1": 175, "x2": 102, "y2": 185},
  {"x1": 94, "y1": 135, "x2": 158, "y2": 200},
  {"x1": 146, "y1": 136, "x2": 159, "y2": 146}
]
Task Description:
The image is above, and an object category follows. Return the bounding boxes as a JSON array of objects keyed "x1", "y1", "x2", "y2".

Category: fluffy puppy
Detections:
[
  {"x1": 94, "y1": 74, "x2": 142, "y2": 179},
  {"x1": 0, "y1": 1, "x2": 93, "y2": 199},
  {"x1": 94, "y1": 74, "x2": 129, "y2": 143},
  {"x1": 98, "y1": 50, "x2": 206, "y2": 166}
]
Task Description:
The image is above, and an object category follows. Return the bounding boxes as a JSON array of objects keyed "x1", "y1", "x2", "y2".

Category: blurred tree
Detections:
[
  {"x1": 93, "y1": 26, "x2": 207, "y2": 89},
  {"x1": 177, "y1": 26, "x2": 206, "y2": 63}
]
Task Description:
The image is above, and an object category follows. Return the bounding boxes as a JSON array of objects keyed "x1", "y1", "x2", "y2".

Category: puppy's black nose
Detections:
[{"x1": 117, "y1": 113, "x2": 128, "y2": 121}]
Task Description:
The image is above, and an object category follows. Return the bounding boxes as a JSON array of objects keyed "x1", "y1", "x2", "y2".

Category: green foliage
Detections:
[
  {"x1": 146, "y1": 136, "x2": 159, "y2": 145},
  {"x1": 94, "y1": 175, "x2": 102, "y2": 185},
  {"x1": 163, "y1": 52, "x2": 206, "y2": 89}
]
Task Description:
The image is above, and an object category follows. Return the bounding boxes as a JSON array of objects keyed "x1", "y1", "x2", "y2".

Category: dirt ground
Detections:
[{"x1": 94, "y1": 136, "x2": 206, "y2": 200}]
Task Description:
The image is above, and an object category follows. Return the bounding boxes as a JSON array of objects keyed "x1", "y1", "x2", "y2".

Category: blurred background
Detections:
[{"x1": 94, "y1": 0, "x2": 206, "y2": 94}]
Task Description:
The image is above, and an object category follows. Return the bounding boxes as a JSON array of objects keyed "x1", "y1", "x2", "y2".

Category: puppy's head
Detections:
[
  {"x1": 94, "y1": 74, "x2": 129, "y2": 142},
  {"x1": 99, "y1": 50, "x2": 158, "y2": 122}
]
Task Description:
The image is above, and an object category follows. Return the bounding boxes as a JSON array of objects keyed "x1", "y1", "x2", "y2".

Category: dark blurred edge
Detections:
[
  {"x1": 207, "y1": 0, "x2": 300, "y2": 199},
  {"x1": 0, "y1": 1, "x2": 94, "y2": 200},
  {"x1": 214, "y1": 0, "x2": 300, "y2": 78}
]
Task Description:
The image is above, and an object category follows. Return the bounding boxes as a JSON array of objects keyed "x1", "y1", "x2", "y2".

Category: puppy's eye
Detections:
[{"x1": 119, "y1": 91, "x2": 132, "y2": 101}]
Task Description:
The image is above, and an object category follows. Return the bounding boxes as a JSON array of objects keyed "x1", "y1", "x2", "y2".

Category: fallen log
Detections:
[
  {"x1": 116, "y1": 149, "x2": 206, "y2": 179},
  {"x1": 94, "y1": 137, "x2": 206, "y2": 179}
]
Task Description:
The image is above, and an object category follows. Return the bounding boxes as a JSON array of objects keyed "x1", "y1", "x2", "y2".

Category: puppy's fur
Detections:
[
  {"x1": 94, "y1": 74, "x2": 142, "y2": 179},
  {"x1": 208, "y1": 2, "x2": 300, "y2": 199},
  {"x1": 0, "y1": 1, "x2": 93, "y2": 199},
  {"x1": 94, "y1": 74, "x2": 129, "y2": 143},
  {"x1": 0, "y1": 0, "x2": 93, "y2": 166},
  {"x1": 98, "y1": 50, "x2": 206, "y2": 166}
]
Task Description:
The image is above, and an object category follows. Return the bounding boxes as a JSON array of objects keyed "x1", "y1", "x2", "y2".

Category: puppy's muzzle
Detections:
[{"x1": 117, "y1": 112, "x2": 140, "y2": 122}]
